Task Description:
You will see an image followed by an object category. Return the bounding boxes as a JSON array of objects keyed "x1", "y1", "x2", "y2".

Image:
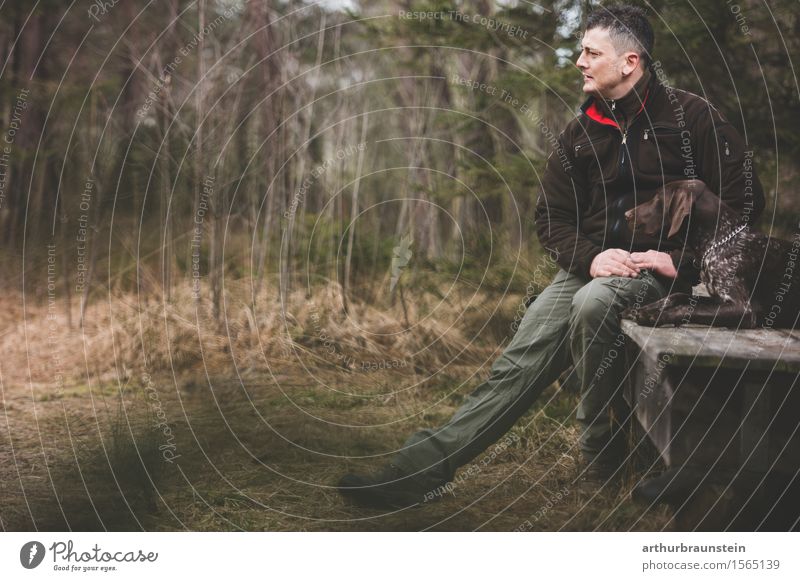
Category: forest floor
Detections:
[
  {"x1": 0, "y1": 368, "x2": 675, "y2": 532},
  {"x1": 0, "y1": 283, "x2": 674, "y2": 532}
]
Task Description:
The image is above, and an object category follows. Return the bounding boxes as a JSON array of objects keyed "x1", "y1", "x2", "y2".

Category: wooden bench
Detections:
[{"x1": 621, "y1": 320, "x2": 800, "y2": 530}]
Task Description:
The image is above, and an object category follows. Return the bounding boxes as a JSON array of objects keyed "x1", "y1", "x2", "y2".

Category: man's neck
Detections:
[
  {"x1": 593, "y1": 67, "x2": 652, "y2": 126},
  {"x1": 602, "y1": 67, "x2": 645, "y2": 101}
]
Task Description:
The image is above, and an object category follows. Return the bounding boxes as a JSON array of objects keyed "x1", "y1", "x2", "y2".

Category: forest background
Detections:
[{"x1": 0, "y1": 0, "x2": 798, "y2": 531}]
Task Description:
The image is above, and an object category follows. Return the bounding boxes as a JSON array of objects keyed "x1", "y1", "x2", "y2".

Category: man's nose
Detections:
[
  {"x1": 576, "y1": 51, "x2": 586, "y2": 69},
  {"x1": 625, "y1": 209, "x2": 634, "y2": 220}
]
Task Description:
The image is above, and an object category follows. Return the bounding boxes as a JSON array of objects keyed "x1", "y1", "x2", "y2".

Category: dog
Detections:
[{"x1": 621, "y1": 179, "x2": 799, "y2": 329}]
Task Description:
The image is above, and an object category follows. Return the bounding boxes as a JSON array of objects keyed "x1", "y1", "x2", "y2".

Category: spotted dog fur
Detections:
[{"x1": 621, "y1": 180, "x2": 799, "y2": 329}]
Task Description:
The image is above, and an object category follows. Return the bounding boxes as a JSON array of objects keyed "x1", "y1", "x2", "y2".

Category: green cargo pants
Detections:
[{"x1": 393, "y1": 268, "x2": 668, "y2": 488}]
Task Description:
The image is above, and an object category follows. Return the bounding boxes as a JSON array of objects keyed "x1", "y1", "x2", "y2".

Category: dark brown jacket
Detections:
[{"x1": 535, "y1": 67, "x2": 765, "y2": 288}]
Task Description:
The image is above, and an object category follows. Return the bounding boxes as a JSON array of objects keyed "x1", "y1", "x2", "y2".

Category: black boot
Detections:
[
  {"x1": 580, "y1": 454, "x2": 624, "y2": 483},
  {"x1": 579, "y1": 426, "x2": 628, "y2": 483},
  {"x1": 631, "y1": 466, "x2": 703, "y2": 504},
  {"x1": 337, "y1": 464, "x2": 437, "y2": 509}
]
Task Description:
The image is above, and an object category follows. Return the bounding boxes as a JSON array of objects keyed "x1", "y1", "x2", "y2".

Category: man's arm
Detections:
[
  {"x1": 667, "y1": 101, "x2": 765, "y2": 282},
  {"x1": 694, "y1": 104, "x2": 766, "y2": 223},
  {"x1": 633, "y1": 103, "x2": 766, "y2": 284}
]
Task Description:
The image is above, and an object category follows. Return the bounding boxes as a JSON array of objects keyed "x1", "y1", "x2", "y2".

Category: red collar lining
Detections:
[{"x1": 585, "y1": 89, "x2": 649, "y2": 129}]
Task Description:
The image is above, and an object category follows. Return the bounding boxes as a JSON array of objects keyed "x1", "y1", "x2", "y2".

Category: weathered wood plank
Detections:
[{"x1": 621, "y1": 320, "x2": 800, "y2": 372}]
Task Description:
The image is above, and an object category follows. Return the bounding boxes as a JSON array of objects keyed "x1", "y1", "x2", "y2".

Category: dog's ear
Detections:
[{"x1": 666, "y1": 182, "x2": 698, "y2": 237}]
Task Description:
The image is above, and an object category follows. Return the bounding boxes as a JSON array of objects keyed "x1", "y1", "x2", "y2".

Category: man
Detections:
[{"x1": 338, "y1": 4, "x2": 764, "y2": 509}]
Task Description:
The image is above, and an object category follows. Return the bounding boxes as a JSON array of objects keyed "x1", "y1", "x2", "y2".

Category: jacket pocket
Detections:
[
  {"x1": 572, "y1": 134, "x2": 612, "y2": 156},
  {"x1": 637, "y1": 124, "x2": 685, "y2": 177},
  {"x1": 572, "y1": 134, "x2": 617, "y2": 182}
]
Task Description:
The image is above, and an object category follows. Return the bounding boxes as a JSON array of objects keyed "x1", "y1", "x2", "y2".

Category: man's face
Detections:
[{"x1": 576, "y1": 27, "x2": 628, "y2": 98}]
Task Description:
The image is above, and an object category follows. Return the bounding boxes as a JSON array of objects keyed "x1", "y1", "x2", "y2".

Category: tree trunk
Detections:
[
  {"x1": 252, "y1": 4, "x2": 281, "y2": 301},
  {"x1": 343, "y1": 112, "x2": 368, "y2": 314},
  {"x1": 192, "y1": 0, "x2": 206, "y2": 305}
]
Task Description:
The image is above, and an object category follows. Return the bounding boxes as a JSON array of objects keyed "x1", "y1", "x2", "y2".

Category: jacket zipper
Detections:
[
  {"x1": 580, "y1": 102, "x2": 630, "y2": 174},
  {"x1": 618, "y1": 108, "x2": 629, "y2": 177}
]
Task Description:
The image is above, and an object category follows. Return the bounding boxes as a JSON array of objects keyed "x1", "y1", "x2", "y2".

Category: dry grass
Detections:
[
  {"x1": 1, "y1": 275, "x2": 501, "y2": 386},
  {"x1": 0, "y1": 278, "x2": 673, "y2": 531}
]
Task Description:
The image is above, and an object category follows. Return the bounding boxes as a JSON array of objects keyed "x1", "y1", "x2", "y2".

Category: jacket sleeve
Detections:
[
  {"x1": 694, "y1": 105, "x2": 766, "y2": 224},
  {"x1": 535, "y1": 136, "x2": 602, "y2": 279},
  {"x1": 669, "y1": 103, "x2": 766, "y2": 286}
]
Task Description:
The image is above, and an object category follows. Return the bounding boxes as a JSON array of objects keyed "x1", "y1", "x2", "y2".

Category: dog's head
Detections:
[{"x1": 625, "y1": 180, "x2": 709, "y2": 239}]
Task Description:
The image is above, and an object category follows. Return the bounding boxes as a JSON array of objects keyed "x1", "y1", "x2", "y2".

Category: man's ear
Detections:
[
  {"x1": 667, "y1": 185, "x2": 695, "y2": 238},
  {"x1": 622, "y1": 51, "x2": 640, "y2": 76}
]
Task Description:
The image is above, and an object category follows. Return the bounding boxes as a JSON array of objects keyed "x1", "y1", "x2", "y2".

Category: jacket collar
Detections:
[{"x1": 580, "y1": 67, "x2": 654, "y2": 130}]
